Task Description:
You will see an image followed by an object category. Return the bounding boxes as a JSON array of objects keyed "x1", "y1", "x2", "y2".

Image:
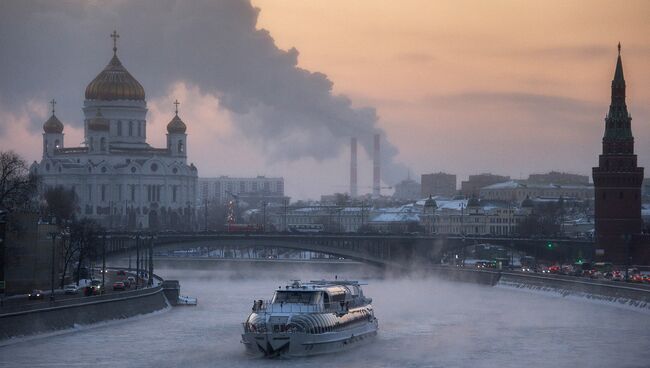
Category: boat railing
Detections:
[{"x1": 250, "y1": 300, "x2": 351, "y2": 314}]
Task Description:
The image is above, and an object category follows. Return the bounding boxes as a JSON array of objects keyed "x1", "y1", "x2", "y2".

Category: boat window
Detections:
[{"x1": 272, "y1": 291, "x2": 322, "y2": 304}]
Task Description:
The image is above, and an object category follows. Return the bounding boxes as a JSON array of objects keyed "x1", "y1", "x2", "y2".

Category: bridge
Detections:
[{"x1": 100, "y1": 232, "x2": 595, "y2": 268}]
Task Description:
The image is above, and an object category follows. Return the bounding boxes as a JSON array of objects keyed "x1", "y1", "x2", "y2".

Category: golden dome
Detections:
[
  {"x1": 85, "y1": 54, "x2": 145, "y2": 101},
  {"x1": 88, "y1": 109, "x2": 110, "y2": 131},
  {"x1": 167, "y1": 114, "x2": 187, "y2": 134},
  {"x1": 43, "y1": 114, "x2": 64, "y2": 134}
]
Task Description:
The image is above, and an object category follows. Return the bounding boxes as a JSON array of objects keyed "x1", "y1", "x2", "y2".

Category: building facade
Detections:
[
  {"x1": 592, "y1": 45, "x2": 644, "y2": 263},
  {"x1": 460, "y1": 173, "x2": 510, "y2": 197},
  {"x1": 199, "y1": 176, "x2": 285, "y2": 207},
  {"x1": 421, "y1": 172, "x2": 457, "y2": 198},
  {"x1": 527, "y1": 172, "x2": 589, "y2": 185},
  {"x1": 31, "y1": 33, "x2": 198, "y2": 230},
  {"x1": 480, "y1": 181, "x2": 593, "y2": 202}
]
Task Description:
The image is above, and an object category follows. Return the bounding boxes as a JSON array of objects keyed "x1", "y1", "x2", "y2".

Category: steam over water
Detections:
[{"x1": 1, "y1": 262, "x2": 649, "y2": 368}]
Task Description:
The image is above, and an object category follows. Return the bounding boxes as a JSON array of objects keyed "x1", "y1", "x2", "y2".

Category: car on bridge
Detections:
[
  {"x1": 28, "y1": 289, "x2": 45, "y2": 300},
  {"x1": 113, "y1": 281, "x2": 126, "y2": 291},
  {"x1": 64, "y1": 284, "x2": 79, "y2": 295}
]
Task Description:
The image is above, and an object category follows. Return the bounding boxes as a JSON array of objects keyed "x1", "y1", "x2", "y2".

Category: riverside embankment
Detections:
[
  {"x1": 430, "y1": 265, "x2": 650, "y2": 311},
  {"x1": 0, "y1": 272, "x2": 172, "y2": 341}
]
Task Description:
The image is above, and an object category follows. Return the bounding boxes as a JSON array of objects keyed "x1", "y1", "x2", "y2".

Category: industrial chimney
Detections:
[
  {"x1": 350, "y1": 137, "x2": 358, "y2": 198},
  {"x1": 373, "y1": 133, "x2": 380, "y2": 198}
]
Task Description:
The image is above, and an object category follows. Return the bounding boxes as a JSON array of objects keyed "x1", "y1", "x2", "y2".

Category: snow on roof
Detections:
[{"x1": 482, "y1": 180, "x2": 593, "y2": 190}]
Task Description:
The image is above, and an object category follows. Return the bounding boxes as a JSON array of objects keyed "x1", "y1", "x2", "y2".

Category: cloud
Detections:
[{"x1": 0, "y1": 0, "x2": 407, "y2": 185}]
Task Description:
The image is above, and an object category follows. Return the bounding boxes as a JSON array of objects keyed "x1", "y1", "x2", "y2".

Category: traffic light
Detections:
[{"x1": 547, "y1": 242, "x2": 553, "y2": 249}]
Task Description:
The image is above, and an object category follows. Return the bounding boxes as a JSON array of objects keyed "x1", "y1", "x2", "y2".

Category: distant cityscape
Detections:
[{"x1": 2, "y1": 35, "x2": 650, "y2": 298}]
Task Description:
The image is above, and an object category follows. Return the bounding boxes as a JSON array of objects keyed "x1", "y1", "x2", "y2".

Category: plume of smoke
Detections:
[{"x1": 0, "y1": 0, "x2": 408, "y2": 185}]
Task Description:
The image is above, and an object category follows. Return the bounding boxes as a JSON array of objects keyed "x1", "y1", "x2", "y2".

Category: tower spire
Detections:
[{"x1": 110, "y1": 30, "x2": 120, "y2": 56}]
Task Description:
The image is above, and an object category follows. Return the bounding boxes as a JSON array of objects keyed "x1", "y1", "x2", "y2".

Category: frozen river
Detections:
[{"x1": 1, "y1": 262, "x2": 649, "y2": 368}]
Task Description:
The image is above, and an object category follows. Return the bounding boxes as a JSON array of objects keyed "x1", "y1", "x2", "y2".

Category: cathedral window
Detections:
[
  {"x1": 173, "y1": 186, "x2": 177, "y2": 202},
  {"x1": 88, "y1": 185, "x2": 92, "y2": 201},
  {"x1": 129, "y1": 121, "x2": 133, "y2": 136},
  {"x1": 89, "y1": 137, "x2": 94, "y2": 151},
  {"x1": 118, "y1": 121, "x2": 122, "y2": 136},
  {"x1": 131, "y1": 167, "x2": 136, "y2": 173},
  {"x1": 101, "y1": 184, "x2": 106, "y2": 201},
  {"x1": 137, "y1": 122, "x2": 141, "y2": 137},
  {"x1": 178, "y1": 140, "x2": 184, "y2": 153},
  {"x1": 130, "y1": 185, "x2": 136, "y2": 201},
  {"x1": 151, "y1": 163, "x2": 158, "y2": 172},
  {"x1": 100, "y1": 137, "x2": 106, "y2": 151},
  {"x1": 54, "y1": 139, "x2": 60, "y2": 149}
]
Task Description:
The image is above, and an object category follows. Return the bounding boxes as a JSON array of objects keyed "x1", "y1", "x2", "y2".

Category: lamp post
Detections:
[
  {"x1": 148, "y1": 234, "x2": 155, "y2": 287},
  {"x1": 135, "y1": 233, "x2": 140, "y2": 290},
  {"x1": 624, "y1": 233, "x2": 632, "y2": 282},
  {"x1": 48, "y1": 232, "x2": 58, "y2": 302},
  {"x1": 101, "y1": 233, "x2": 107, "y2": 293}
]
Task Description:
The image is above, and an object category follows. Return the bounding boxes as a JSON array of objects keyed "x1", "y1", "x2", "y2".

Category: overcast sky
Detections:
[{"x1": 1, "y1": 0, "x2": 649, "y2": 200}]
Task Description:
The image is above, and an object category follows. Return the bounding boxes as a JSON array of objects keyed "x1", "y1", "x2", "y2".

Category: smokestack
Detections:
[
  {"x1": 350, "y1": 137, "x2": 358, "y2": 198},
  {"x1": 373, "y1": 133, "x2": 380, "y2": 198}
]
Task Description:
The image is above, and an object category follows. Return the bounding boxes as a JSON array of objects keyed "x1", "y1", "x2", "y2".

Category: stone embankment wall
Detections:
[
  {"x1": 0, "y1": 285, "x2": 169, "y2": 341},
  {"x1": 431, "y1": 266, "x2": 650, "y2": 311}
]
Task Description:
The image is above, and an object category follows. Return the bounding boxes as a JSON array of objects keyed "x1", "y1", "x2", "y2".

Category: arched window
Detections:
[
  {"x1": 89, "y1": 137, "x2": 94, "y2": 151},
  {"x1": 54, "y1": 139, "x2": 60, "y2": 149},
  {"x1": 129, "y1": 121, "x2": 133, "y2": 136},
  {"x1": 100, "y1": 137, "x2": 106, "y2": 151},
  {"x1": 137, "y1": 121, "x2": 141, "y2": 137},
  {"x1": 178, "y1": 140, "x2": 184, "y2": 153},
  {"x1": 117, "y1": 121, "x2": 122, "y2": 136}
]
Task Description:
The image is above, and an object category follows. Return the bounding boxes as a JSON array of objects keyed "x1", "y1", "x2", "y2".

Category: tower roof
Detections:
[
  {"x1": 43, "y1": 99, "x2": 63, "y2": 133},
  {"x1": 85, "y1": 31, "x2": 145, "y2": 101},
  {"x1": 604, "y1": 43, "x2": 631, "y2": 140},
  {"x1": 613, "y1": 42, "x2": 624, "y2": 84},
  {"x1": 43, "y1": 114, "x2": 64, "y2": 134},
  {"x1": 167, "y1": 100, "x2": 186, "y2": 134}
]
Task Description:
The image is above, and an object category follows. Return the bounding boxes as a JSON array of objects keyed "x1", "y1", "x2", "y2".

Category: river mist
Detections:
[{"x1": 1, "y1": 262, "x2": 649, "y2": 368}]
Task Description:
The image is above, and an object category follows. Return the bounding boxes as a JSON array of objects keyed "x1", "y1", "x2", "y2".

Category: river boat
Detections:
[{"x1": 241, "y1": 280, "x2": 378, "y2": 357}]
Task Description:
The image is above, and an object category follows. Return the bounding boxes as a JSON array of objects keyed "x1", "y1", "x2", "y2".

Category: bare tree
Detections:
[
  {"x1": 44, "y1": 186, "x2": 78, "y2": 226},
  {"x1": 69, "y1": 218, "x2": 102, "y2": 284},
  {"x1": 0, "y1": 150, "x2": 37, "y2": 211}
]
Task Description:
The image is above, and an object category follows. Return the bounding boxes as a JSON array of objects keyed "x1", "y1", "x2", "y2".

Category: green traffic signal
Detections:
[{"x1": 547, "y1": 243, "x2": 553, "y2": 249}]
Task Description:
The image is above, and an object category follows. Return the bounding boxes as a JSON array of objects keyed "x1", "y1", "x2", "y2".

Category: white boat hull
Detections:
[{"x1": 242, "y1": 318, "x2": 378, "y2": 357}]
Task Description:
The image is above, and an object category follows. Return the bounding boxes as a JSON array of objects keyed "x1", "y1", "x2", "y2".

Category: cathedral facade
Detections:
[{"x1": 31, "y1": 32, "x2": 198, "y2": 230}]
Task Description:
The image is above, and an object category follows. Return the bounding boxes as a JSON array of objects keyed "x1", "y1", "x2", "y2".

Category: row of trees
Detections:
[{"x1": 1, "y1": 150, "x2": 104, "y2": 287}]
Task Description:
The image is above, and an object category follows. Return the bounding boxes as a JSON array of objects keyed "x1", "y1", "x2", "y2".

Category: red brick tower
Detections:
[{"x1": 592, "y1": 44, "x2": 644, "y2": 264}]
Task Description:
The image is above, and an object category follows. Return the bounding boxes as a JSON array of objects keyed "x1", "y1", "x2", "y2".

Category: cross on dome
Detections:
[
  {"x1": 50, "y1": 98, "x2": 56, "y2": 114},
  {"x1": 111, "y1": 30, "x2": 120, "y2": 56},
  {"x1": 174, "y1": 99, "x2": 180, "y2": 115}
]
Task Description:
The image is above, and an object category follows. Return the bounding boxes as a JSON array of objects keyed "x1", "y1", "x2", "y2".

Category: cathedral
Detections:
[{"x1": 31, "y1": 32, "x2": 198, "y2": 230}]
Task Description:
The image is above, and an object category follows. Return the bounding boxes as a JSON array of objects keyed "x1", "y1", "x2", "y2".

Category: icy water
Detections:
[{"x1": 1, "y1": 263, "x2": 650, "y2": 368}]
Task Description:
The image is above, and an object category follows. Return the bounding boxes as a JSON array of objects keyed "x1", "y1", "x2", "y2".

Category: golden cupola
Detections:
[
  {"x1": 43, "y1": 114, "x2": 64, "y2": 134},
  {"x1": 167, "y1": 100, "x2": 187, "y2": 134},
  {"x1": 84, "y1": 31, "x2": 145, "y2": 101}
]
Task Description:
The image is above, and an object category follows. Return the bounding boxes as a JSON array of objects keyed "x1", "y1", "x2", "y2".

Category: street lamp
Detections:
[{"x1": 48, "y1": 232, "x2": 58, "y2": 302}]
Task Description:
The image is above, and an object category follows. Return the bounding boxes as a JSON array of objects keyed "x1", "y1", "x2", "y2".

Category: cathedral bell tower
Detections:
[
  {"x1": 592, "y1": 44, "x2": 644, "y2": 264},
  {"x1": 166, "y1": 100, "x2": 187, "y2": 159},
  {"x1": 42, "y1": 99, "x2": 64, "y2": 158}
]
